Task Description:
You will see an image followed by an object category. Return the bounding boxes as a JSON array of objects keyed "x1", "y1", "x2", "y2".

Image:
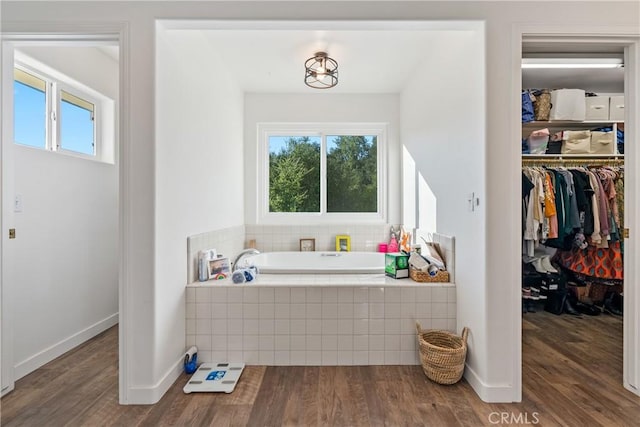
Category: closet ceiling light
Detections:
[
  {"x1": 304, "y1": 51, "x2": 338, "y2": 89},
  {"x1": 521, "y1": 58, "x2": 624, "y2": 69}
]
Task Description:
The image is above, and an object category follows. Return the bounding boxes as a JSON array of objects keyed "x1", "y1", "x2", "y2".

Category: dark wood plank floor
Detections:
[{"x1": 2, "y1": 310, "x2": 639, "y2": 426}]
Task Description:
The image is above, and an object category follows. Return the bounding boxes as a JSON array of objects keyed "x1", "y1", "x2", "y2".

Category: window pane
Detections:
[
  {"x1": 60, "y1": 90, "x2": 95, "y2": 155},
  {"x1": 269, "y1": 136, "x2": 321, "y2": 212},
  {"x1": 326, "y1": 135, "x2": 377, "y2": 212},
  {"x1": 14, "y1": 69, "x2": 46, "y2": 149}
]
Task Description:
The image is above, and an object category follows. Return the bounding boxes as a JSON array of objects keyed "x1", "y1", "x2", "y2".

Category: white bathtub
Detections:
[{"x1": 240, "y1": 251, "x2": 385, "y2": 274}]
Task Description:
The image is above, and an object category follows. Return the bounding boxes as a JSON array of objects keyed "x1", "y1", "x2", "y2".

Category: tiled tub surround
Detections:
[{"x1": 186, "y1": 280, "x2": 456, "y2": 366}]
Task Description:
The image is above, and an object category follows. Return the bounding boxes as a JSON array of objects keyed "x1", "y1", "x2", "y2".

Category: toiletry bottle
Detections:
[
  {"x1": 388, "y1": 234, "x2": 399, "y2": 253},
  {"x1": 198, "y1": 251, "x2": 209, "y2": 282}
]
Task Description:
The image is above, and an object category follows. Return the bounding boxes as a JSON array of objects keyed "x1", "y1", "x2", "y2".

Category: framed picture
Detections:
[
  {"x1": 300, "y1": 238, "x2": 316, "y2": 252},
  {"x1": 208, "y1": 257, "x2": 230, "y2": 280},
  {"x1": 335, "y1": 235, "x2": 351, "y2": 252}
]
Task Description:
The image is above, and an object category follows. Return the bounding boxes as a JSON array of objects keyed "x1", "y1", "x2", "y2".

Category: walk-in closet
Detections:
[{"x1": 520, "y1": 40, "x2": 628, "y2": 397}]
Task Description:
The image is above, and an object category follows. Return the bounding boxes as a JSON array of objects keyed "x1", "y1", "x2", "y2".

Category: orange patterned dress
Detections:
[{"x1": 554, "y1": 240, "x2": 623, "y2": 283}]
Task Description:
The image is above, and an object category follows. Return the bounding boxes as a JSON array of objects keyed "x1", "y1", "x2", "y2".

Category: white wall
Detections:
[
  {"x1": 3, "y1": 0, "x2": 638, "y2": 405},
  {"x1": 155, "y1": 29, "x2": 245, "y2": 388},
  {"x1": 400, "y1": 28, "x2": 486, "y2": 393},
  {"x1": 244, "y1": 93, "x2": 401, "y2": 225},
  {"x1": 10, "y1": 47, "x2": 118, "y2": 379}
]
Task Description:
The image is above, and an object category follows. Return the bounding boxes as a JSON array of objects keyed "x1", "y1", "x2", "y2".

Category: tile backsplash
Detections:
[{"x1": 245, "y1": 224, "x2": 392, "y2": 253}]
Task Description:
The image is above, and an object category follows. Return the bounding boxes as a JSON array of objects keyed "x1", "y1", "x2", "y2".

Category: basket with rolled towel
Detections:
[{"x1": 409, "y1": 243, "x2": 449, "y2": 283}]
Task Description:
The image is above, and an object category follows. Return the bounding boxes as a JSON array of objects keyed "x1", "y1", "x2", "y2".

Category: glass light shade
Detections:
[{"x1": 305, "y1": 52, "x2": 338, "y2": 89}]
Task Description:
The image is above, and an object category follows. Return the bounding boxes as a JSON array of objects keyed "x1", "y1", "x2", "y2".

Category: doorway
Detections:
[
  {"x1": 517, "y1": 34, "x2": 639, "y2": 402},
  {"x1": 1, "y1": 38, "x2": 120, "y2": 397}
]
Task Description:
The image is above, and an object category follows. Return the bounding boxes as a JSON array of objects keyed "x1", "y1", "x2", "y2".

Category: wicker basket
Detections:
[
  {"x1": 410, "y1": 267, "x2": 450, "y2": 283},
  {"x1": 415, "y1": 322, "x2": 469, "y2": 385}
]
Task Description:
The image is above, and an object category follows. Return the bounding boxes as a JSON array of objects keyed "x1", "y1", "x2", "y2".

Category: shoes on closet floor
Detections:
[
  {"x1": 603, "y1": 292, "x2": 623, "y2": 316},
  {"x1": 530, "y1": 287, "x2": 546, "y2": 300},
  {"x1": 522, "y1": 287, "x2": 539, "y2": 300},
  {"x1": 531, "y1": 258, "x2": 548, "y2": 274},
  {"x1": 575, "y1": 301, "x2": 601, "y2": 316},
  {"x1": 564, "y1": 293, "x2": 581, "y2": 317},
  {"x1": 522, "y1": 262, "x2": 541, "y2": 276},
  {"x1": 540, "y1": 255, "x2": 558, "y2": 273},
  {"x1": 526, "y1": 301, "x2": 537, "y2": 313},
  {"x1": 604, "y1": 301, "x2": 623, "y2": 316}
]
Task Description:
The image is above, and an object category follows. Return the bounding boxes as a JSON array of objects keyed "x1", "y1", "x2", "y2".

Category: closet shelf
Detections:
[
  {"x1": 522, "y1": 154, "x2": 624, "y2": 159},
  {"x1": 523, "y1": 120, "x2": 623, "y2": 128},
  {"x1": 522, "y1": 156, "x2": 624, "y2": 166}
]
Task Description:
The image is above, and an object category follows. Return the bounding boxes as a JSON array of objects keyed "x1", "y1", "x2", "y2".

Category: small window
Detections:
[
  {"x1": 258, "y1": 124, "x2": 386, "y2": 224},
  {"x1": 59, "y1": 90, "x2": 95, "y2": 155},
  {"x1": 12, "y1": 58, "x2": 112, "y2": 162},
  {"x1": 14, "y1": 68, "x2": 47, "y2": 149}
]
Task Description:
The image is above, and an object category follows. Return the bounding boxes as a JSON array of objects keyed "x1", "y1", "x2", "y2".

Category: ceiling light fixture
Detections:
[
  {"x1": 521, "y1": 58, "x2": 624, "y2": 69},
  {"x1": 305, "y1": 51, "x2": 338, "y2": 89}
]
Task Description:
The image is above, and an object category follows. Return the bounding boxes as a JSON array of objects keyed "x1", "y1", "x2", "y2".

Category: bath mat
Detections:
[{"x1": 183, "y1": 362, "x2": 245, "y2": 394}]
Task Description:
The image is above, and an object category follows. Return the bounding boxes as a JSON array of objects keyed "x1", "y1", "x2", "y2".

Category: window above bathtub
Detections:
[{"x1": 257, "y1": 123, "x2": 387, "y2": 224}]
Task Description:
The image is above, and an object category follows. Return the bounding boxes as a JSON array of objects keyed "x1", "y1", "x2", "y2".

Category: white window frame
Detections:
[
  {"x1": 13, "y1": 53, "x2": 113, "y2": 163},
  {"x1": 13, "y1": 65, "x2": 51, "y2": 151},
  {"x1": 257, "y1": 122, "x2": 387, "y2": 225},
  {"x1": 55, "y1": 81, "x2": 100, "y2": 157}
]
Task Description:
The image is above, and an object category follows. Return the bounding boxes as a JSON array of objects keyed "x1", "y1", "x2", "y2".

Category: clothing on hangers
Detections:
[{"x1": 522, "y1": 163, "x2": 624, "y2": 284}]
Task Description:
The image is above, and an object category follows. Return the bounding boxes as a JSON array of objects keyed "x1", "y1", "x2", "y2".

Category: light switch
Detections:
[
  {"x1": 14, "y1": 194, "x2": 23, "y2": 213},
  {"x1": 468, "y1": 192, "x2": 480, "y2": 212}
]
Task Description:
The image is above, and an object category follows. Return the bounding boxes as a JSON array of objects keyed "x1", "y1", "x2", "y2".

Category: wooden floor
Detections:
[{"x1": 2, "y1": 311, "x2": 639, "y2": 426}]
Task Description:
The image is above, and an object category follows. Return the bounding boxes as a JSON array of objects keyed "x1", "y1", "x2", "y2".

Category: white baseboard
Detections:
[
  {"x1": 126, "y1": 356, "x2": 183, "y2": 404},
  {"x1": 464, "y1": 363, "x2": 517, "y2": 403},
  {"x1": 1, "y1": 383, "x2": 15, "y2": 397},
  {"x1": 624, "y1": 381, "x2": 640, "y2": 397},
  {"x1": 14, "y1": 313, "x2": 118, "y2": 380}
]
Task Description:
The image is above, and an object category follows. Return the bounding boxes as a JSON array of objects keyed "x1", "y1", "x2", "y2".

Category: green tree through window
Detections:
[
  {"x1": 327, "y1": 135, "x2": 377, "y2": 212},
  {"x1": 268, "y1": 134, "x2": 377, "y2": 213},
  {"x1": 269, "y1": 136, "x2": 320, "y2": 212}
]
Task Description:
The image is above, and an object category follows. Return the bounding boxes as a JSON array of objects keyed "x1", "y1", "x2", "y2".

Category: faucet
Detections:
[{"x1": 232, "y1": 248, "x2": 260, "y2": 272}]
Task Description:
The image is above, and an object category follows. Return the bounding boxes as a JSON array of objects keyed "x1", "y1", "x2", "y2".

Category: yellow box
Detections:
[{"x1": 335, "y1": 235, "x2": 351, "y2": 252}]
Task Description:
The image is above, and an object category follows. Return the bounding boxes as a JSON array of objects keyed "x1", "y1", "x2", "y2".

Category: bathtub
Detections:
[{"x1": 240, "y1": 251, "x2": 385, "y2": 274}]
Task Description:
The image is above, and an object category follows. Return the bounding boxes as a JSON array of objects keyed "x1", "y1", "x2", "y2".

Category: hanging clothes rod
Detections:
[{"x1": 522, "y1": 157, "x2": 624, "y2": 166}]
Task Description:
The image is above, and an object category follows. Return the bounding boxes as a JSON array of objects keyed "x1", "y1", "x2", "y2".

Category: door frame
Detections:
[
  {"x1": 0, "y1": 24, "x2": 130, "y2": 401},
  {"x1": 510, "y1": 24, "x2": 640, "y2": 400}
]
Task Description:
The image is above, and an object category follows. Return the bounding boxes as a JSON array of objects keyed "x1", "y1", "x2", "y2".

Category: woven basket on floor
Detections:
[{"x1": 416, "y1": 322, "x2": 469, "y2": 385}]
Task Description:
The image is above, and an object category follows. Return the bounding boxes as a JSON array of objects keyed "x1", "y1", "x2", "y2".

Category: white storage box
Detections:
[
  {"x1": 590, "y1": 131, "x2": 616, "y2": 155},
  {"x1": 609, "y1": 96, "x2": 625, "y2": 121},
  {"x1": 562, "y1": 130, "x2": 591, "y2": 154},
  {"x1": 585, "y1": 96, "x2": 610, "y2": 121},
  {"x1": 550, "y1": 89, "x2": 586, "y2": 121}
]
